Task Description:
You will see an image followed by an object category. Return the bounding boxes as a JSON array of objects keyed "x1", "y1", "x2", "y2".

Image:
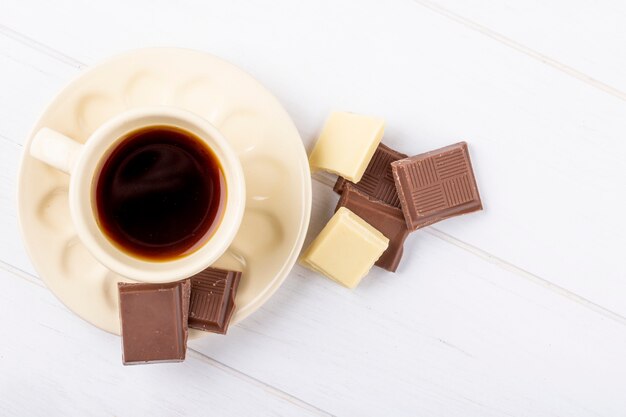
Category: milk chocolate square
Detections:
[
  {"x1": 188, "y1": 267, "x2": 241, "y2": 334},
  {"x1": 336, "y1": 184, "x2": 409, "y2": 272},
  {"x1": 392, "y1": 142, "x2": 482, "y2": 230},
  {"x1": 334, "y1": 143, "x2": 407, "y2": 208},
  {"x1": 118, "y1": 280, "x2": 191, "y2": 365}
]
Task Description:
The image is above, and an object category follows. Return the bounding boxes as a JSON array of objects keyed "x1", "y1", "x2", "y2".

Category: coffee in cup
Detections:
[
  {"x1": 95, "y1": 125, "x2": 226, "y2": 260},
  {"x1": 29, "y1": 107, "x2": 245, "y2": 283}
]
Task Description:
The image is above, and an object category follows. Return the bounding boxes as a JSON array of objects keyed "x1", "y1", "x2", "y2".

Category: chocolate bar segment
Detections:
[
  {"x1": 334, "y1": 143, "x2": 407, "y2": 208},
  {"x1": 392, "y1": 142, "x2": 482, "y2": 231},
  {"x1": 118, "y1": 279, "x2": 191, "y2": 365},
  {"x1": 336, "y1": 184, "x2": 409, "y2": 272},
  {"x1": 188, "y1": 267, "x2": 242, "y2": 334}
]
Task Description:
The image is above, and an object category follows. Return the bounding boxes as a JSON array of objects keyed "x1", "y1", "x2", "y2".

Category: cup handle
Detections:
[{"x1": 30, "y1": 128, "x2": 84, "y2": 175}]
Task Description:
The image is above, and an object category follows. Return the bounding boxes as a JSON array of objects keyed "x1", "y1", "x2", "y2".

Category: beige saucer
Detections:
[{"x1": 17, "y1": 48, "x2": 312, "y2": 338}]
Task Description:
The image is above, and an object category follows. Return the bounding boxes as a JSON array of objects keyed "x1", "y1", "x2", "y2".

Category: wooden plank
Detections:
[
  {"x1": 1, "y1": 3, "x2": 626, "y2": 416},
  {"x1": 0, "y1": 267, "x2": 328, "y2": 417},
  {"x1": 0, "y1": 1, "x2": 625, "y2": 314}
]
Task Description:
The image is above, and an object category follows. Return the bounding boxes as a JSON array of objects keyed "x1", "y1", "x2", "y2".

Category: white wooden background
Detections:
[{"x1": 1, "y1": 1, "x2": 625, "y2": 416}]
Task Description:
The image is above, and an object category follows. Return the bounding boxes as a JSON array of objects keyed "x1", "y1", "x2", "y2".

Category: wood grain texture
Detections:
[
  {"x1": 418, "y1": 0, "x2": 626, "y2": 97},
  {"x1": 0, "y1": 0, "x2": 626, "y2": 416}
]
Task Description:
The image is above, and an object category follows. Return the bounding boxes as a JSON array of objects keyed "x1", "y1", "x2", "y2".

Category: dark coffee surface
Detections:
[{"x1": 96, "y1": 126, "x2": 224, "y2": 260}]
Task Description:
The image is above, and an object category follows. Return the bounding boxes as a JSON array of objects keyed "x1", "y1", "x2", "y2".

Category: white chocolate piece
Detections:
[
  {"x1": 300, "y1": 207, "x2": 389, "y2": 289},
  {"x1": 309, "y1": 112, "x2": 385, "y2": 182}
]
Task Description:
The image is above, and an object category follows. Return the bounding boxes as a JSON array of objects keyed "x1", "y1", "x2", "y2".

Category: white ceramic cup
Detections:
[{"x1": 29, "y1": 106, "x2": 246, "y2": 283}]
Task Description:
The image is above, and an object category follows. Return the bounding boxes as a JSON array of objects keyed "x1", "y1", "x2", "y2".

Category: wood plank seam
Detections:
[
  {"x1": 0, "y1": 259, "x2": 335, "y2": 417},
  {"x1": 0, "y1": 258, "x2": 43, "y2": 287},
  {"x1": 411, "y1": 0, "x2": 626, "y2": 102},
  {"x1": 0, "y1": 132, "x2": 22, "y2": 146},
  {"x1": 187, "y1": 350, "x2": 336, "y2": 417},
  {"x1": 0, "y1": 23, "x2": 85, "y2": 69},
  {"x1": 423, "y1": 228, "x2": 626, "y2": 326}
]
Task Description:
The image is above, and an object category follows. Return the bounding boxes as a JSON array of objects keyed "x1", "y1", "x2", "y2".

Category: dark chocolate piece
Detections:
[
  {"x1": 336, "y1": 184, "x2": 410, "y2": 272},
  {"x1": 118, "y1": 279, "x2": 191, "y2": 365},
  {"x1": 188, "y1": 267, "x2": 241, "y2": 334},
  {"x1": 391, "y1": 142, "x2": 482, "y2": 231},
  {"x1": 334, "y1": 143, "x2": 407, "y2": 208}
]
